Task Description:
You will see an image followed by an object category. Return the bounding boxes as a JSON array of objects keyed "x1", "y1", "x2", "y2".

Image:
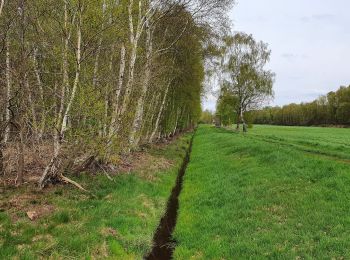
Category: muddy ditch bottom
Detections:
[{"x1": 145, "y1": 135, "x2": 194, "y2": 260}]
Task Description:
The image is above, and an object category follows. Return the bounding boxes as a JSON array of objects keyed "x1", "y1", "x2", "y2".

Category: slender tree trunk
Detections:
[
  {"x1": 0, "y1": 142, "x2": 4, "y2": 176},
  {"x1": 149, "y1": 82, "x2": 169, "y2": 142},
  {"x1": 102, "y1": 44, "x2": 115, "y2": 137},
  {"x1": 129, "y1": 20, "x2": 152, "y2": 148},
  {"x1": 108, "y1": 44, "x2": 126, "y2": 146},
  {"x1": 61, "y1": 13, "x2": 82, "y2": 134},
  {"x1": 0, "y1": 0, "x2": 4, "y2": 16},
  {"x1": 172, "y1": 108, "x2": 180, "y2": 136},
  {"x1": 241, "y1": 109, "x2": 247, "y2": 132},
  {"x1": 92, "y1": 0, "x2": 106, "y2": 89},
  {"x1": 117, "y1": 0, "x2": 147, "y2": 135},
  {"x1": 118, "y1": 43, "x2": 137, "y2": 120},
  {"x1": 15, "y1": 0, "x2": 26, "y2": 186},
  {"x1": 92, "y1": 40, "x2": 102, "y2": 88},
  {"x1": 144, "y1": 93, "x2": 158, "y2": 141},
  {"x1": 25, "y1": 75, "x2": 39, "y2": 140},
  {"x1": 103, "y1": 87, "x2": 110, "y2": 137},
  {"x1": 4, "y1": 38, "x2": 11, "y2": 143},
  {"x1": 40, "y1": 5, "x2": 82, "y2": 188},
  {"x1": 236, "y1": 109, "x2": 241, "y2": 131},
  {"x1": 55, "y1": 0, "x2": 70, "y2": 154},
  {"x1": 16, "y1": 127, "x2": 25, "y2": 185},
  {"x1": 33, "y1": 47, "x2": 45, "y2": 139}
]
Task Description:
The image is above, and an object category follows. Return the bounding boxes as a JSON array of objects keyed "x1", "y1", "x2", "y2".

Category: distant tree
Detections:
[
  {"x1": 216, "y1": 85, "x2": 237, "y2": 126},
  {"x1": 200, "y1": 110, "x2": 214, "y2": 124},
  {"x1": 220, "y1": 32, "x2": 274, "y2": 132}
]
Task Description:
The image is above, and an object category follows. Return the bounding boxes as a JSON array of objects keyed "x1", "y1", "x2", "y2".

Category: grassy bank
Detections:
[
  {"x1": 0, "y1": 133, "x2": 192, "y2": 259},
  {"x1": 173, "y1": 125, "x2": 350, "y2": 259}
]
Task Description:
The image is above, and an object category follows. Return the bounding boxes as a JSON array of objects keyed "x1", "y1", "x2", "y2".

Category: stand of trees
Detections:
[
  {"x1": 200, "y1": 110, "x2": 214, "y2": 124},
  {"x1": 253, "y1": 85, "x2": 350, "y2": 126},
  {"x1": 0, "y1": 0, "x2": 234, "y2": 187}
]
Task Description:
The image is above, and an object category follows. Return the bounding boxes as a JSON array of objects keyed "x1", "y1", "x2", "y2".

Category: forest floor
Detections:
[
  {"x1": 0, "y1": 133, "x2": 193, "y2": 259},
  {"x1": 173, "y1": 125, "x2": 350, "y2": 259}
]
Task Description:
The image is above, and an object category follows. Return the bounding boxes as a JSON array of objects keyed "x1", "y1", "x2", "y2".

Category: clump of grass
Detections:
[{"x1": 53, "y1": 211, "x2": 70, "y2": 224}]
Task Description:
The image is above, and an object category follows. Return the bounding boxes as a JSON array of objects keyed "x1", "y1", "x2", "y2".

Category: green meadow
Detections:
[
  {"x1": 2, "y1": 125, "x2": 350, "y2": 259},
  {"x1": 173, "y1": 125, "x2": 350, "y2": 259}
]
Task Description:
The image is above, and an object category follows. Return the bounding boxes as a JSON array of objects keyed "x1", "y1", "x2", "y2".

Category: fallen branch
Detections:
[
  {"x1": 97, "y1": 163, "x2": 114, "y2": 181},
  {"x1": 60, "y1": 174, "x2": 87, "y2": 192}
]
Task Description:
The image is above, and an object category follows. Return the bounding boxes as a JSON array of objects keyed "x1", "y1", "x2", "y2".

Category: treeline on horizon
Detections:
[
  {"x1": 0, "y1": 0, "x2": 234, "y2": 187},
  {"x1": 253, "y1": 85, "x2": 350, "y2": 126}
]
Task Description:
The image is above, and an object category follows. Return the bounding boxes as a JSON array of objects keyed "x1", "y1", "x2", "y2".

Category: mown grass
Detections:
[
  {"x1": 0, "y1": 133, "x2": 192, "y2": 259},
  {"x1": 173, "y1": 125, "x2": 350, "y2": 259}
]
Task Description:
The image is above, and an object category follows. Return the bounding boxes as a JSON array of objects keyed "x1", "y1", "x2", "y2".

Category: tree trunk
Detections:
[
  {"x1": 25, "y1": 75, "x2": 40, "y2": 141},
  {"x1": 116, "y1": 0, "x2": 147, "y2": 135},
  {"x1": 236, "y1": 109, "x2": 241, "y2": 131},
  {"x1": 55, "y1": 0, "x2": 70, "y2": 154},
  {"x1": 16, "y1": 127, "x2": 25, "y2": 185},
  {"x1": 0, "y1": 143, "x2": 4, "y2": 176},
  {"x1": 0, "y1": 128, "x2": 4, "y2": 176},
  {"x1": 61, "y1": 19, "x2": 81, "y2": 134},
  {"x1": 40, "y1": 4, "x2": 82, "y2": 188},
  {"x1": 0, "y1": 0, "x2": 4, "y2": 16},
  {"x1": 108, "y1": 44, "x2": 126, "y2": 149},
  {"x1": 4, "y1": 38, "x2": 11, "y2": 143},
  {"x1": 129, "y1": 20, "x2": 152, "y2": 149},
  {"x1": 149, "y1": 82, "x2": 169, "y2": 142},
  {"x1": 33, "y1": 47, "x2": 46, "y2": 139},
  {"x1": 92, "y1": 0, "x2": 106, "y2": 89},
  {"x1": 172, "y1": 108, "x2": 180, "y2": 136},
  {"x1": 239, "y1": 109, "x2": 247, "y2": 132}
]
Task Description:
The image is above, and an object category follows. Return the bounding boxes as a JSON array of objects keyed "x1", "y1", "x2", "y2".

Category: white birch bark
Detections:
[
  {"x1": 40, "y1": 4, "x2": 82, "y2": 188},
  {"x1": 117, "y1": 0, "x2": 152, "y2": 130},
  {"x1": 54, "y1": 0, "x2": 70, "y2": 154},
  {"x1": 128, "y1": 19, "x2": 153, "y2": 148},
  {"x1": 108, "y1": 44, "x2": 126, "y2": 141},
  {"x1": 0, "y1": 0, "x2": 4, "y2": 16},
  {"x1": 149, "y1": 82, "x2": 170, "y2": 142},
  {"x1": 61, "y1": 12, "x2": 82, "y2": 134}
]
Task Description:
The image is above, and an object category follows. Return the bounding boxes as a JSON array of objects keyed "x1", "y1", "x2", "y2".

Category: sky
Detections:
[{"x1": 202, "y1": 0, "x2": 350, "y2": 111}]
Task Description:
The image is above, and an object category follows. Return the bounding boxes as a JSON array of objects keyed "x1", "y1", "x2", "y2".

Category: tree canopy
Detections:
[{"x1": 0, "y1": 0, "x2": 234, "y2": 187}]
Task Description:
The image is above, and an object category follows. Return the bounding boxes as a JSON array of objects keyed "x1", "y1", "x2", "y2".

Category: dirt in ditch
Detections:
[{"x1": 145, "y1": 136, "x2": 194, "y2": 260}]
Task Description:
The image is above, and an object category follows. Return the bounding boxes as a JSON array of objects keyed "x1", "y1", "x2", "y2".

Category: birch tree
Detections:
[{"x1": 219, "y1": 32, "x2": 274, "y2": 132}]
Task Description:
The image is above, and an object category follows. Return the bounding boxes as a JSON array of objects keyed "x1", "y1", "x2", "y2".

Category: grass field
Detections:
[
  {"x1": 173, "y1": 125, "x2": 350, "y2": 259},
  {"x1": 0, "y1": 134, "x2": 192, "y2": 259}
]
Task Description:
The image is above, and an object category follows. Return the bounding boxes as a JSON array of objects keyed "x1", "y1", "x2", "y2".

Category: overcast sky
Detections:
[{"x1": 203, "y1": 0, "x2": 350, "y2": 111}]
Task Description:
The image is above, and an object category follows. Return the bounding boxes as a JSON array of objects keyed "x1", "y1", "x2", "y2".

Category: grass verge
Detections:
[{"x1": 0, "y1": 133, "x2": 192, "y2": 259}]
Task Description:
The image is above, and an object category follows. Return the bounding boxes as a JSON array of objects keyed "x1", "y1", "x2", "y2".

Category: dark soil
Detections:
[{"x1": 145, "y1": 135, "x2": 194, "y2": 260}]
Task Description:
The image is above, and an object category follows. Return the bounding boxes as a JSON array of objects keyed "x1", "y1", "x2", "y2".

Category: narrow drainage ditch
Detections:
[{"x1": 145, "y1": 135, "x2": 194, "y2": 260}]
